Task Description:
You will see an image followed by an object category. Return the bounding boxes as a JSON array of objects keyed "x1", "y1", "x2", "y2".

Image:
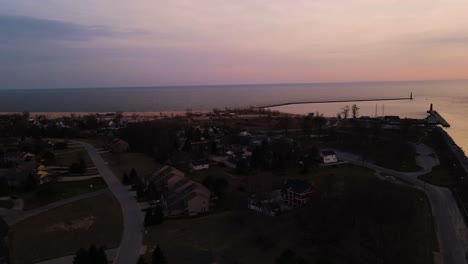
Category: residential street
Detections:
[
  {"x1": 77, "y1": 141, "x2": 143, "y2": 264},
  {"x1": 335, "y1": 144, "x2": 468, "y2": 264}
]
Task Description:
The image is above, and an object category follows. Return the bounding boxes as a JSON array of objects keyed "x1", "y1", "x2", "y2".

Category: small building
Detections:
[
  {"x1": 282, "y1": 179, "x2": 315, "y2": 207},
  {"x1": 248, "y1": 193, "x2": 282, "y2": 216},
  {"x1": 190, "y1": 160, "x2": 209, "y2": 171},
  {"x1": 110, "y1": 139, "x2": 130, "y2": 153},
  {"x1": 148, "y1": 166, "x2": 211, "y2": 216},
  {"x1": 320, "y1": 150, "x2": 338, "y2": 164}
]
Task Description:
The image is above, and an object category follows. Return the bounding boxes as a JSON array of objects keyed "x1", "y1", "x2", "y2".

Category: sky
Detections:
[{"x1": 1, "y1": 0, "x2": 468, "y2": 89}]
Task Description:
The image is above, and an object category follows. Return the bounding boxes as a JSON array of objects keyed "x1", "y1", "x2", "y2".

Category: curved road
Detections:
[
  {"x1": 77, "y1": 141, "x2": 143, "y2": 264},
  {"x1": 335, "y1": 145, "x2": 468, "y2": 264}
]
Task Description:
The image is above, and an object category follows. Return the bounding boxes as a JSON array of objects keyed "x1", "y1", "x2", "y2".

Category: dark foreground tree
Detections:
[
  {"x1": 122, "y1": 172, "x2": 130, "y2": 185},
  {"x1": 130, "y1": 168, "x2": 139, "y2": 183},
  {"x1": 276, "y1": 249, "x2": 297, "y2": 264},
  {"x1": 145, "y1": 206, "x2": 164, "y2": 226},
  {"x1": 24, "y1": 173, "x2": 38, "y2": 191},
  {"x1": 275, "y1": 249, "x2": 308, "y2": 264},
  {"x1": 152, "y1": 245, "x2": 167, "y2": 264},
  {"x1": 73, "y1": 245, "x2": 107, "y2": 264}
]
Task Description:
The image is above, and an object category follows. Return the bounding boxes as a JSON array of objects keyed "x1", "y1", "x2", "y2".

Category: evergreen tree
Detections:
[
  {"x1": 95, "y1": 246, "x2": 108, "y2": 264},
  {"x1": 123, "y1": 172, "x2": 130, "y2": 185},
  {"x1": 152, "y1": 245, "x2": 166, "y2": 264},
  {"x1": 130, "y1": 168, "x2": 138, "y2": 183},
  {"x1": 136, "y1": 183, "x2": 146, "y2": 200},
  {"x1": 137, "y1": 256, "x2": 147, "y2": 264},
  {"x1": 78, "y1": 158, "x2": 87, "y2": 173},
  {"x1": 145, "y1": 207, "x2": 164, "y2": 226},
  {"x1": 0, "y1": 177, "x2": 10, "y2": 196},
  {"x1": 24, "y1": 173, "x2": 37, "y2": 191},
  {"x1": 73, "y1": 248, "x2": 90, "y2": 264},
  {"x1": 275, "y1": 249, "x2": 297, "y2": 264},
  {"x1": 73, "y1": 245, "x2": 108, "y2": 264}
]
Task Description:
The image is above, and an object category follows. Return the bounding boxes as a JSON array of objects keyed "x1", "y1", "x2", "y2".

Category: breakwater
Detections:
[{"x1": 260, "y1": 95, "x2": 413, "y2": 108}]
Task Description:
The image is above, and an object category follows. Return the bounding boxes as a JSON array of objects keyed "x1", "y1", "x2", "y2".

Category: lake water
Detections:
[{"x1": 0, "y1": 79, "x2": 467, "y2": 152}]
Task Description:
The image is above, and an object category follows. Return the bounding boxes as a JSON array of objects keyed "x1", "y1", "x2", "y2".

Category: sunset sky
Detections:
[{"x1": 1, "y1": 0, "x2": 468, "y2": 89}]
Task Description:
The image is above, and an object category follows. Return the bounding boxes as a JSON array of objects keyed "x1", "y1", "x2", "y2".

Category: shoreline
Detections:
[
  {"x1": 437, "y1": 127, "x2": 468, "y2": 174},
  {"x1": 0, "y1": 111, "x2": 189, "y2": 119},
  {"x1": 1, "y1": 111, "x2": 466, "y2": 161}
]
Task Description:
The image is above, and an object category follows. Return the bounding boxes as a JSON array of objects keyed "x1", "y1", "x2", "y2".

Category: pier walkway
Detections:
[
  {"x1": 260, "y1": 95, "x2": 413, "y2": 108},
  {"x1": 427, "y1": 110, "x2": 451, "y2": 128}
]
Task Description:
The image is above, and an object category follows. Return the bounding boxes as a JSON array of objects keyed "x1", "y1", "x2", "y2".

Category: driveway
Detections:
[
  {"x1": 76, "y1": 141, "x2": 143, "y2": 264},
  {"x1": 335, "y1": 144, "x2": 468, "y2": 264}
]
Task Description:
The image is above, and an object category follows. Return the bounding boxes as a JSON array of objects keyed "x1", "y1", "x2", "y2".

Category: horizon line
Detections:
[{"x1": 1, "y1": 78, "x2": 467, "y2": 91}]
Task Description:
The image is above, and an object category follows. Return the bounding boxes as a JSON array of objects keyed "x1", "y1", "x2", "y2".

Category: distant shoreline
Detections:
[{"x1": 0, "y1": 111, "x2": 190, "y2": 118}]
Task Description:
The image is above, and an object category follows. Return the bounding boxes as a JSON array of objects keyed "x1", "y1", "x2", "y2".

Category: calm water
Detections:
[{"x1": 0, "y1": 80, "x2": 467, "y2": 151}]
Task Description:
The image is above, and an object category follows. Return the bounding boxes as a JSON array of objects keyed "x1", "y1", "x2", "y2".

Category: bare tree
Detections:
[
  {"x1": 313, "y1": 112, "x2": 327, "y2": 138},
  {"x1": 131, "y1": 113, "x2": 140, "y2": 122},
  {"x1": 22, "y1": 111, "x2": 30, "y2": 119},
  {"x1": 278, "y1": 115, "x2": 292, "y2": 135},
  {"x1": 342, "y1": 105, "x2": 350, "y2": 119},
  {"x1": 336, "y1": 113, "x2": 342, "y2": 120},
  {"x1": 301, "y1": 113, "x2": 314, "y2": 137},
  {"x1": 352, "y1": 104, "x2": 360, "y2": 119},
  {"x1": 115, "y1": 111, "x2": 124, "y2": 125}
]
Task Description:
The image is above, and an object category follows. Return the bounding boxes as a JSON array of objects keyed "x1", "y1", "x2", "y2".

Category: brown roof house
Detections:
[{"x1": 148, "y1": 166, "x2": 211, "y2": 216}]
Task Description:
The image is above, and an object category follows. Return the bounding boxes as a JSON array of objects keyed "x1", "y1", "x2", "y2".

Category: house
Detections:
[
  {"x1": 110, "y1": 139, "x2": 130, "y2": 153},
  {"x1": 190, "y1": 160, "x2": 209, "y2": 171},
  {"x1": 248, "y1": 192, "x2": 282, "y2": 216},
  {"x1": 146, "y1": 166, "x2": 185, "y2": 191},
  {"x1": 37, "y1": 164, "x2": 52, "y2": 184},
  {"x1": 282, "y1": 179, "x2": 315, "y2": 207},
  {"x1": 163, "y1": 181, "x2": 211, "y2": 216},
  {"x1": 147, "y1": 166, "x2": 211, "y2": 216},
  {"x1": 320, "y1": 150, "x2": 338, "y2": 164}
]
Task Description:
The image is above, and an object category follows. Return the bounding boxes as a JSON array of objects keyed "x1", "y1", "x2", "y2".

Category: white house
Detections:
[
  {"x1": 190, "y1": 160, "x2": 210, "y2": 171},
  {"x1": 320, "y1": 150, "x2": 338, "y2": 164}
]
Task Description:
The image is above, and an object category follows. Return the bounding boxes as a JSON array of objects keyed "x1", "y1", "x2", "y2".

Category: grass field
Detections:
[
  {"x1": 102, "y1": 152, "x2": 161, "y2": 182},
  {"x1": 418, "y1": 165, "x2": 453, "y2": 187},
  {"x1": 143, "y1": 163, "x2": 437, "y2": 264},
  {"x1": 143, "y1": 188, "x2": 437, "y2": 264},
  {"x1": 19, "y1": 177, "x2": 107, "y2": 210},
  {"x1": 9, "y1": 191, "x2": 122, "y2": 264},
  {"x1": 54, "y1": 148, "x2": 93, "y2": 168},
  {"x1": 277, "y1": 163, "x2": 375, "y2": 195},
  {"x1": 189, "y1": 164, "x2": 237, "y2": 183}
]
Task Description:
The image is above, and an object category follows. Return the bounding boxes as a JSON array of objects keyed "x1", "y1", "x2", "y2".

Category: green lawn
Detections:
[
  {"x1": 19, "y1": 177, "x2": 107, "y2": 210},
  {"x1": 418, "y1": 166, "x2": 453, "y2": 187},
  {"x1": 54, "y1": 149, "x2": 93, "y2": 168},
  {"x1": 189, "y1": 165, "x2": 237, "y2": 183},
  {"x1": 143, "y1": 172, "x2": 438, "y2": 264},
  {"x1": 278, "y1": 163, "x2": 375, "y2": 195},
  {"x1": 9, "y1": 192, "x2": 122, "y2": 264}
]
